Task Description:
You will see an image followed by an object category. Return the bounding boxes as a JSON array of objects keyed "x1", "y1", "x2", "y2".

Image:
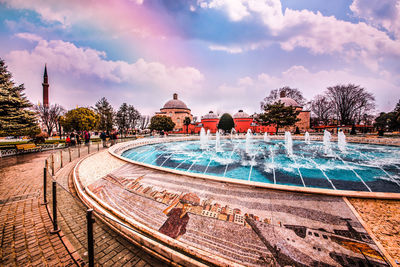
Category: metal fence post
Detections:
[
  {"x1": 42, "y1": 165, "x2": 48, "y2": 205},
  {"x1": 78, "y1": 145, "x2": 80, "y2": 157},
  {"x1": 86, "y1": 209, "x2": 95, "y2": 267},
  {"x1": 51, "y1": 154, "x2": 55, "y2": 176},
  {"x1": 87, "y1": 144, "x2": 90, "y2": 154},
  {"x1": 68, "y1": 147, "x2": 72, "y2": 162},
  {"x1": 60, "y1": 150, "x2": 63, "y2": 168},
  {"x1": 97, "y1": 142, "x2": 99, "y2": 152},
  {"x1": 50, "y1": 181, "x2": 60, "y2": 234}
]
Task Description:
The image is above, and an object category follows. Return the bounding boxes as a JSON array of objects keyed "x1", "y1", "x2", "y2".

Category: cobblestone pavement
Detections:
[
  {"x1": 349, "y1": 198, "x2": 400, "y2": 265},
  {"x1": 54, "y1": 155, "x2": 166, "y2": 267},
  {"x1": 0, "y1": 151, "x2": 77, "y2": 266}
]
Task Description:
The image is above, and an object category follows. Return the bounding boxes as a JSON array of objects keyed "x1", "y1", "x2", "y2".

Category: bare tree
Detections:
[
  {"x1": 261, "y1": 86, "x2": 307, "y2": 109},
  {"x1": 310, "y1": 95, "x2": 332, "y2": 125},
  {"x1": 138, "y1": 115, "x2": 151, "y2": 130},
  {"x1": 326, "y1": 84, "x2": 375, "y2": 125},
  {"x1": 34, "y1": 104, "x2": 65, "y2": 136}
]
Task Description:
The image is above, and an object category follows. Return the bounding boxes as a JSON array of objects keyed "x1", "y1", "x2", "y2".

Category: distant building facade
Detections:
[
  {"x1": 273, "y1": 91, "x2": 310, "y2": 132},
  {"x1": 157, "y1": 93, "x2": 193, "y2": 132},
  {"x1": 156, "y1": 92, "x2": 310, "y2": 134}
]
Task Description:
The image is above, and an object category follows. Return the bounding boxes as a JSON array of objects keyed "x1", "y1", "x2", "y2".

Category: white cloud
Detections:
[
  {"x1": 14, "y1": 32, "x2": 43, "y2": 42},
  {"x1": 209, "y1": 45, "x2": 243, "y2": 53},
  {"x1": 205, "y1": 0, "x2": 250, "y2": 21},
  {"x1": 350, "y1": 0, "x2": 400, "y2": 38},
  {"x1": 200, "y1": 0, "x2": 400, "y2": 71},
  {"x1": 209, "y1": 65, "x2": 400, "y2": 114},
  {"x1": 5, "y1": 34, "x2": 204, "y2": 110}
]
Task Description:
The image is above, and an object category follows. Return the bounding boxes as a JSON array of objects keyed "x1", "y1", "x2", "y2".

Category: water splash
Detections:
[
  {"x1": 285, "y1": 131, "x2": 293, "y2": 156},
  {"x1": 200, "y1": 128, "x2": 207, "y2": 149},
  {"x1": 264, "y1": 132, "x2": 270, "y2": 142},
  {"x1": 215, "y1": 130, "x2": 223, "y2": 152},
  {"x1": 338, "y1": 130, "x2": 346, "y2": 152},
  {"x1": 304, "y1": 132, "x2": 311, "y2": 144},
  {"x1": 245, "y1": 129, "x2": 252, "y2": 154},
  {"x1": 323, "y1": 130, "x2": 332, "y2": 155}
]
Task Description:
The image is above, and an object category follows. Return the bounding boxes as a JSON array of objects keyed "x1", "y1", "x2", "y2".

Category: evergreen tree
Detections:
[
  {"x1": 0, "y1": 58, "x2": 40, "y2": 137},
  {"x1": 183, "y1": 117, "x2": 191, "y2": 134},
  {"x1": 94, "y1": 97, "x2": 114, "y2": 132},
  {"x1": 127, "y1": 105, "x2": 141, "y2": 132},
  {"x1": 217, "y1": 113, "x2": 235, "y2": 132},
  {"x1": 258, "y1": 101, "x2": 300, "y2": 135},
  {"x1": 116, "y1": 103, "x2": 129, "y2": 136}
]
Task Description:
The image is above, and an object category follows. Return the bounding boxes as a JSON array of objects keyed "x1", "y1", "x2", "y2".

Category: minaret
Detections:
[{"x1": 42, "y1": 64, "x2": 49, "y2": 107}]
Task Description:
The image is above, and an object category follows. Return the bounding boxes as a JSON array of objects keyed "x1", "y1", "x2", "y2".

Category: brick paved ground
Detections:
[
  {"x1": 53, "y1": 153, "x2": 166, "y2": 266},
  {"x1": 0, "y1": 151, "x2": 77, "y2": 266},
  {"x1": 0, "y1": 146, "x2": 166, "y2": 266}
]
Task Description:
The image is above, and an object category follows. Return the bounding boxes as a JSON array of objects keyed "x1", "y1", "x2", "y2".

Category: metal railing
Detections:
[{"x1": 42, "y1": 137, "x2": 138, "y2": 266}]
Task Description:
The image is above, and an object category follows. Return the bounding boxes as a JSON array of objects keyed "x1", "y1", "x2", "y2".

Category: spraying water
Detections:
[
  {"x1": 285, "y1": 131, "x2": 293, "y2": 156},
  {"x1": 323, "y1": 130, "x2": 332, "y2": 155},
  {"x1": 215, "y1": 130, "x2": 222, "y2": 152},
  {"x1": 264, "y1": 132, "x2": 270, "y2": 142},
  {"x1": 230, "y1": 128, "x2": 237, "y2": 141},
  {"x1": 206, "y1": 129, "x2": 211, "y2": 141},
  {"x1": 245, "y1": 129, "x2": 252, "y2": 154},
  {"x1": 338, "y1": 130, "x2": 347, "y2": 152},
  {"x1": 304, "y1": 132, "x2": 311, "y2": 144},
  {"x1": 200, "y1": 128, "x2": 207, "y2": 149}
]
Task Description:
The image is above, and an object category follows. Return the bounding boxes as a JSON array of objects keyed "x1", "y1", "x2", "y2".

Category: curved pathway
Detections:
[{"x1": 0, "y1": 150, "x2": 166, "y2": 266}]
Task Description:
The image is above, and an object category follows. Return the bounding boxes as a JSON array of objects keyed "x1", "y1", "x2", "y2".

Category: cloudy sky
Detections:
[{"x1": 1, "y1": 0, "x2": 399, "y2": 117}]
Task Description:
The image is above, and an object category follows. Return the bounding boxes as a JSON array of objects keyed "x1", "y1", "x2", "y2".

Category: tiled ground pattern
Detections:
[{"x1": 349, "y1": 198, "x2": 400, "y2": 265}]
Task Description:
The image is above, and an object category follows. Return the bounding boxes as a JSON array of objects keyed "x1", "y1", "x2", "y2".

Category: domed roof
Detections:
[
  {"x1": 273, "y1": 91, "x2": 301, "y2": 107},
  {"x1": 233, "y1": 110, "x2": 250, "y2": 118},
  {"x1": 162, "y1": 93, "x2": 189, "y2": 110},
  {"x1": 274, "y1": 97, "x2": 300, "y2": 107},
  {"x1": 202, "y1": 111, "x2": 218, "y2": 119}
]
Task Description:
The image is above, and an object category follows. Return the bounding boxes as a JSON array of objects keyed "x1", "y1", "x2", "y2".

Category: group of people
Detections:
[
  {"x1": 65, "y1": 131, "x2": 91, "y2": 146},
  {"x1": 99, "y1": 130, "x2": 118, "y2": 147}
]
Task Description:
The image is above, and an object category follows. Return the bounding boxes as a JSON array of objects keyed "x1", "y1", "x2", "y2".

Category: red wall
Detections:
[{"x1": 170, "y1": 118, "x2": 276, "y2": 134}]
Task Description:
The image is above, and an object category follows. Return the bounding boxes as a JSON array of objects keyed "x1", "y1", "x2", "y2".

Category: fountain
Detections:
[
  {"x1": 230, "y1": 128, "x2": 237, "y2": 141},
  {"x1": 121, "y1": 129, "x2": 400, "y2": 193},
  {"x1": 323, "y1": 130, "x2": 332, "y2": 155},
  {"x1": 200, "y1": 128, "x2": 207, "y2": 149},
  {"x1": 338, "y1": 130, "x2": 347, "y2": 152},
  {"x1": 215, "y1": 130, "x2": 222, "y2": 152},
  {"x1": 264, "y1": 132, "x2": 270, "y2": 142},
  {"x1": 285, "y1": 131, "x2": 293, "y2": 156},
  {"x1": 245, "y1": 129, "x2": 252, "y2": 154},
  {"x1": 304, "y1": 132, "x2": 311, "y2": 144}
]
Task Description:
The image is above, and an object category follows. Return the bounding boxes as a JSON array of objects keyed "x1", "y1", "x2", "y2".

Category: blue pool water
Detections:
[{"x1": 121, "y1": 139, "x2": 400, "y2": 193}]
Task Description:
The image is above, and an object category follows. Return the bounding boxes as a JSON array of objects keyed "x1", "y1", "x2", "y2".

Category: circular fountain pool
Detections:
[{"x1": 120, "y1": 138, "x2": 400, "y2": 194}]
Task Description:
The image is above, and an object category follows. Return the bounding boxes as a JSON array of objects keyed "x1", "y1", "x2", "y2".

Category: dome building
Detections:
[
  {"x1": 201, "y1": 111, "x2": 219, "y2": 133},
  {"x1": 157, "y1": 93, "x2": 193, "y2": 132},
  {"x1": 233, "y1": 110, "x2": 252, "y2": 133},
  {"x1": 274, "y1": 91, "x2": 310, "y2": 132}
]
